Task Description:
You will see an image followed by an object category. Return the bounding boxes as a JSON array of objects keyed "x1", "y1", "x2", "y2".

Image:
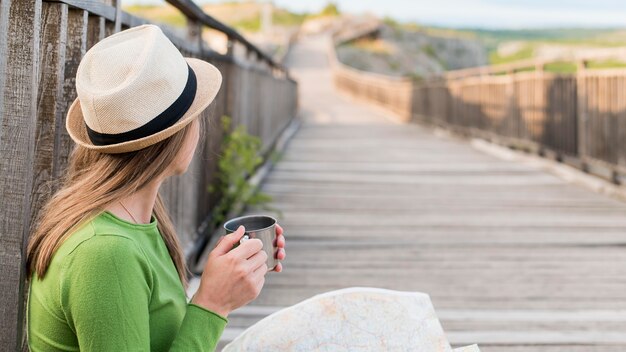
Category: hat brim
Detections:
[{"x1": 66, "y1": 57, "x2": 222, "y2": 154}]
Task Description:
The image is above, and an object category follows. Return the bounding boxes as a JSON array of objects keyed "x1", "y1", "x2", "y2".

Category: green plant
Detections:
[
  {"x1": 489, "y1": 45, "x2": 534, "y2": 65},
  {"x1": 408, "y1": 72, "x2": 423, "y2": 82},
  {"x1": 233, "y1": 16, "x2": 262, "y2": 32},
  {"x1": 273, "y1": 9, "x2": 308, "y2": 27},
  {"x1": 544, "y1": 61, "x2": 577, "y2": 74},
  {"x1": 319, "y1": 2, "x2": 340, "y2": 17},
  {"x1": 587, "y1": 59, "x2": 626, "y2": 70},
  {"x1": 207, "y1": 115, "x2": 274, "y2": 229},
  {"x1": 422, "y1": 44, "x2": 437, "y2": 59}
]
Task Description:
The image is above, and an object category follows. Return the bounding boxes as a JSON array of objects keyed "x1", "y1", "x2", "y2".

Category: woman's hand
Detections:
[
  {"x1": 191, "y1": 225, "x2": 268, "y2": 318},
  {"x1": 273, "y1": 223, "x2": 286, "y2": 272}
]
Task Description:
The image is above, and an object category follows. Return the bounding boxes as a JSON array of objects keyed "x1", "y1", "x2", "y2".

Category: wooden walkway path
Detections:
[{"x1": 217, "y1": 35, "x2": 626, "y2": 351}]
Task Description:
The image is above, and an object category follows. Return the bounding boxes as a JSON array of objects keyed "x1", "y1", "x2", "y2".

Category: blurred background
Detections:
[{"x1": 124, "y1": 0, "x2": 626, "y2": 77}]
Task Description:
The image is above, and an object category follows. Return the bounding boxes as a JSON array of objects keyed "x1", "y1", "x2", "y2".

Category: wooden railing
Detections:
[
  {"x1": 328, "y1": 19, "x2": 414, "y2": 122},
  {"x1": 328, "y1": 26, "x2": 626, "y2": 183},
  {"x1": 0, "y1": 1, "x2": 298, "y2": 350},
  {"x1": 413, "y1": 65, "x2": 626, "y2": 182}
]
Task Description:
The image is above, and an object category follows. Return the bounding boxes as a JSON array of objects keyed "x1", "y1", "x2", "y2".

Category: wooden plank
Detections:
[
  {"x1": 45, "y1": 0, "x2": 115, "y2": 21},
  {"x1": 86, "y1": 14, "x2": 104, "y2": 50},
  {"x1": 33, "y1": 2, "x2": 67, "y2": 222},
  {"x1": 0, "y1": 1, "x2": 41, "y2": 350},
  {"x1": 113, "y1": 0, "x2": 121, "y2": 32},
  {"x1": 0, "y1": 0, "x2": 9, "y2": 130},
  {"x1": 55, "y1": 8, "x2": 87, "y2": 177}
]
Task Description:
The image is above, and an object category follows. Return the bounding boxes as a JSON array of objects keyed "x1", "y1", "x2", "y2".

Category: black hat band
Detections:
[{"x1": 85, "y1": 64, "x2": 197, "y2": 146}]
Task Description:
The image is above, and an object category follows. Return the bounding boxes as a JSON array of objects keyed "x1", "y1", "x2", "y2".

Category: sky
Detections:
[{"x1": 126, "y1": 0, "x2": 626, "y2": 29}]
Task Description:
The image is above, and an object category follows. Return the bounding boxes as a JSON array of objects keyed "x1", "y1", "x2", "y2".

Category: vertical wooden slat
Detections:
[
  {"x1": 608, "y1": 76, "x2": 618, "y2": 164},
  {"x1": 113, "y1": 0, "x2": 122, "y2": 33},
  {"x1": 587, "y1": 75, "x2": 594, "y2": 160},
  {"x1": 186, "y1": 19, "x2": 202, "y2": 54},
  {"x1": 55, "y1": 9, "x2": 88, "y2": 177},
  {"x1": 0, "y1": 1, "x2": 41, "y2": 350},
  {"x1": 102, "y1": 0, "x2": 116, "y2": 37},
  {"x1": 578, "y1": 69, "x2": 588, "y2": 159},
  {"x1": 87, "y1": 15, "x2": 104, "y2": 50},
  {"x1": 32, "y1": 2, "x2": 68, "y2": 226},
  {"x1": 0, "y1": 0, "x2": 9, "y2": 126},
  {"x1": 589, "y1": 76, "x2": 597, "y2": 160},
  {"x1": 618, "y1": 75, "x2": 626, "y2": 168}
]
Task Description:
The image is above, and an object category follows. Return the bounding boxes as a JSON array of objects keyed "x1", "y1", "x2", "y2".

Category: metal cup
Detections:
[{"x1": 224, "y1": 215, "x2": 278, "y2": 271}]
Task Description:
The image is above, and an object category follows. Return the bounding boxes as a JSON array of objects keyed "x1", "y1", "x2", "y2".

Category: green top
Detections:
[{"x1": 27, "y1": 211, "x2": 228, "y2": 351}]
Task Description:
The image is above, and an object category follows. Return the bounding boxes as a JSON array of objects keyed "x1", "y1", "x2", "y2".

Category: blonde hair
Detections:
[{"x1": 26, "y1": 120, "x2": 200, "y2": 288}]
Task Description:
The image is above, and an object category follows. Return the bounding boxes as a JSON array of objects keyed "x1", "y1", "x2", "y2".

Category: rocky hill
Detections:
[{"x1": 336, "y1": 24, "x2": 488, "y2": 78}]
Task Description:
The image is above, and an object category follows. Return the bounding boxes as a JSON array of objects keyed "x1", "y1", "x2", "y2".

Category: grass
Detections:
[
  {"x1": 544, "y1": 61, "x2": 577, "y2": 74},
  {"x1": 383, "y1": 17, "x2": 476, "y2": 40},
  {"x1": 491, "y1": 60, "x2": 626, "y2": 75},
  {"x1": 344, "y1": 38, "x2": 393, "y2": 55},
  {"x1": 489, "y1": 45, "x2": 534, "y2": 65},
  {"x1": 587, "y1": 59, "x2": 626, "y2": 70},
  {"x1": 273, "y1": 10, "x2": 308, "y2": 27},
  {"x1": 232, "y1": 16, "x2": 261, "y2": 32},
  {"x1": 123, "y1": 2, "x2": 308, "y2": 33},
  {"x1": 122, "y1": 4, "x2": 186, "y2": 27}
]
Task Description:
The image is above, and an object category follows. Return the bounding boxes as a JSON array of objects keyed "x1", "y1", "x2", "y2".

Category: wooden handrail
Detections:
[
  {"x1": 167, "y1": 0, "x2": 286, "y2": 73},
  {"x1": 445, "y1": 51, "x2": 626, "y2": 80},
  {"x1": 46, "y1": 0, "x2": 287, "y2": 74}
]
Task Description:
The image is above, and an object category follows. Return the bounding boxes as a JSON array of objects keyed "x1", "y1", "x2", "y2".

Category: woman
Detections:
[{"x1": 26, "y1": 24, "x2": 286, "y2": 351}]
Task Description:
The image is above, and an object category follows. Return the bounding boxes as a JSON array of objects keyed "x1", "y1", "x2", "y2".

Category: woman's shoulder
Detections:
[
  {"x1": 57, "y1": 214, "x2": 154, "y2": 286},
  {"x1": 55, "y1": 211, "x2": 149, "y2": 266},
  {"x1": 55, "y1": 215, "x2": 156, "y2": 316},
  {"x1": 37, "y1": 212, "x2": 154, "y2": 302}
]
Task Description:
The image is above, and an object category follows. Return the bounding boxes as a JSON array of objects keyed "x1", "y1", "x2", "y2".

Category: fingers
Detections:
[
  {"x1": 275, "y1": 248, "x2": 286, "y2": 260},
  {"x1": 274, "y1": 234, "x2": 285, "y2": 249},
  {"x1": 252, "y1": 267, "x2": 266, "y2": 293},
  {"x1": 251, "y1": 261, "x2": 269, "y2": 290},
  {"x1": 214, "y1": 236, "x2": 224, "y2": 249},
  {"x1": 272, "y1": 263, "x2": 283, "y2": 273},
  {"x1": 245, "y1": 250, "x2": 268, "y2": 272},
  {"x1": 231, "y1": 237, "x2": 263, "y2": 259},
  {"x1": 213, "y1": 226, "x2": 246, "y2": 256},
  {"x1": 252, "y1": 261, "x2": 269, "y2": 275},
  {"x1": 276, "y1": 224, "x2": 283, "y2": 236}
]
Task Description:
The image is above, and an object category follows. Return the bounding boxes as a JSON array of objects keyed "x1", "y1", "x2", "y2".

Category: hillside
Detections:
[
  {"x1": 122, "y1": 2, "x2": 306, "y2": 32},
  {"x1": 337, "y1": 23, "x2": 488, "y2": 78},
  {"x1": 467, "y1": 28, "x2": 626, "y2": 69},
  {"x1": 122, "y1": 2, "x2": 308, "y2": 61},
  {"x1": 122, "y1": 2, "x2": 626, "y2": 74}
]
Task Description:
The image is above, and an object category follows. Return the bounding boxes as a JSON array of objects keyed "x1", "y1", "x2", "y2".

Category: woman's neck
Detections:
[{"x1": 106, "y1": 179, "x2": 163, "y2": 224}]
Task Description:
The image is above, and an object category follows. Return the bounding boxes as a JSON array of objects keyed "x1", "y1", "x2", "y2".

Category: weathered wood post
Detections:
[
  {"x1": 0, "y1": 1, "x2": 41, "y2": 350},
  {"x1": 576, "y1": 60, "x2": 588, "y2": 169},
  {"x1": 187, "y1": 18, "x2": 203, "y2": 53}
]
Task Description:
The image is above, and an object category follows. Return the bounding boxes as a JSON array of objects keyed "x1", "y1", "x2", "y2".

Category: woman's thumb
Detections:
[{"x1": 213, "y1": 225, "x2": 245, "y2": 256}]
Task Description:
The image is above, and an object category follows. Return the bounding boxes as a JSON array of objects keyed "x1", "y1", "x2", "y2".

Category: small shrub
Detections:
[{"x1": 207, "y1": 116, "x2": 274, "y2": 229}]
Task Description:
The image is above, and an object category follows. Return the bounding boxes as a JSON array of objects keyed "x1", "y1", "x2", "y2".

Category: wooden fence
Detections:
[
  {"x1": 0, "y1": 0, "x2": 298, "y2": 350},
  {"x1": 328, "y1": 28, "x2": 626, "y2": 183},
  {"x1": 412, "y1": 67, "x2": 626, "y2": 181},
  {"x1": 328, "y1": 19, "x2": 414, "y2": 123}
]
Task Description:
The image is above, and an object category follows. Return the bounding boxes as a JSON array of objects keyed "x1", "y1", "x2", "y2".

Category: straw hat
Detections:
[{"x1": 66, "y1": 24, "x2": 222, "y2": 154}]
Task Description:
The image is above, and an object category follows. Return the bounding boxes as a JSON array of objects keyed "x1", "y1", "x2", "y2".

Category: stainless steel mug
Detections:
[{"x1": 224, "y1": 215, "x2": 278, "y2": 271}]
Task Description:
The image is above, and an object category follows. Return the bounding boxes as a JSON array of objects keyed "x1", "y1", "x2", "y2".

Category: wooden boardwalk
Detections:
[{"x1": 217, "y1": 35, "x2": 626, "y2": 351}]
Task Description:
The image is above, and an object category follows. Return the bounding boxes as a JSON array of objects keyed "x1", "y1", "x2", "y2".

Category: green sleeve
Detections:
[
  {"x1": 169, "y1": 303, "x2": 228, "y2": 351},
  {"x1": 60, "y1": 235, "x2": 227, "y2": 351}
]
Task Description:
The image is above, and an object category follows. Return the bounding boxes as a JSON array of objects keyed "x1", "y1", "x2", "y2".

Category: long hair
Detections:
[{"x1": 26, "y1": 120, "x2": 200, "y2": 289}]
